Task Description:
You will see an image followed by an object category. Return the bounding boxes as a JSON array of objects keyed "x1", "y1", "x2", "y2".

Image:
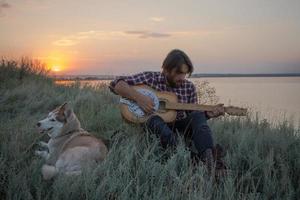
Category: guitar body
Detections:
[
  {"x1": 119, "y1": 84, "x2": 247, "y2": 124},
  {"x1": 120, "y1": 85, "x2": 178, "y2": 123}
]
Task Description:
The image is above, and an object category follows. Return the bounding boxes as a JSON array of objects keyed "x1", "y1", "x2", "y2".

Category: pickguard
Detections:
[{"x1": 120, "y1": 88, "x2": 160, "y2": 117}]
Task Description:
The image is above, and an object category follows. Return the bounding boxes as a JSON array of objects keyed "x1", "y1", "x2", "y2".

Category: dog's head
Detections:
[{"x1": 37, "y1": 102, "x2": 73, "y2": 138}]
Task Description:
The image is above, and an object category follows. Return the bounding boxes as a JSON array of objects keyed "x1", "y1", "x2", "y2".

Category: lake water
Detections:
[{"x1": 56, "y1": 77, "x2": 300, "y2": 129}]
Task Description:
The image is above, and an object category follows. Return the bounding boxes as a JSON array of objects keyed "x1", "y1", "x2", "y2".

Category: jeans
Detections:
[{"x1": 145, "y1": 111, "x2": 214, "y2": 155}]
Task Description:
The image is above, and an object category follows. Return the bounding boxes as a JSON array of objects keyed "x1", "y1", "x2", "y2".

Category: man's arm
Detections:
[
  {"x1": 112, "y1": 80, "x2": 155, "y2": 114},
  {"x1": 114, "y1": 80, "x2": 142, "y2": 101}
]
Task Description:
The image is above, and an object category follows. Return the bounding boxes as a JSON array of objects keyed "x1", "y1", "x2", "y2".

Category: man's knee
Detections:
[
  {"x1": 189, "y1": 111, "x2": 207, "y2": 122},
  {"x1": 145, "y1": 115, "x2": 167, "y2": 134},
  {"x1": 145, "y1": 115, "x2": 177, "y2": 147},
  {"x1": 189, "y1": 111, "x2": 211, "y2": 133},
  {"x1": 145, "y1": 115, "x2": 164, "y2": 127}
]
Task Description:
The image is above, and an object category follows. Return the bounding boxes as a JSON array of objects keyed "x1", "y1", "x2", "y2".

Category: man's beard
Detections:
[{"x1": 166, "y1": 75, "x2": 180, "y2": 88}]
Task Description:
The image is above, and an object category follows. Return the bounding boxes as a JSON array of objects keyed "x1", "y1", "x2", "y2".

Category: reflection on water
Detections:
[
  {"x1": 195, "y1": 77, "x2": 300, "y2": 128},
  {"x1": 56, "y1": 77, "x2": 300, "y2": 129}
]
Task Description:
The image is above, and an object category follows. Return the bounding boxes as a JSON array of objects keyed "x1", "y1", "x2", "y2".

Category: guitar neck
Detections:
[{"x1": 165, "y1": 102, "x2": 216, "y2": 112}]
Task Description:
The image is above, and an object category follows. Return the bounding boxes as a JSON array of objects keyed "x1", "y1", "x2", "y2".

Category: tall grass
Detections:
[{"x1": 0, "y1": 59, "x2": 299, "y2": 199}]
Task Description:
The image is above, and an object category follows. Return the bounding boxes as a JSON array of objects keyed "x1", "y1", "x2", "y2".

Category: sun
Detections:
[
  {"x1": 52, "y1": 65, "x2": 62, "y2": 72},
  {"x1": 42, "y1": 51, "x2": 71, "y2": 74}
]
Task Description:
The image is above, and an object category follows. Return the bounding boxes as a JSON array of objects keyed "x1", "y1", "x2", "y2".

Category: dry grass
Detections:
[{"x1": 0, "y1": 59, "x2": 299, "y2": 200}]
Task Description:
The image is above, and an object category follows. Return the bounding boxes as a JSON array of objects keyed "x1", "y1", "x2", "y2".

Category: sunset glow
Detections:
[
  {"x1": 52, "y1": 66, "x2": 62, "y2": 72},
  {"x1": 1, "y1": 0, "x2": 299, "y2": 75},
  {"x1": 42, "y1": 51, "x2": 70, "y2": 74}
]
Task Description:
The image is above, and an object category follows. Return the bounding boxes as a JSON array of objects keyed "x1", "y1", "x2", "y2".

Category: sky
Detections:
[{"x1": 0, "y1": 0, "x2": 300, "y2": 75}]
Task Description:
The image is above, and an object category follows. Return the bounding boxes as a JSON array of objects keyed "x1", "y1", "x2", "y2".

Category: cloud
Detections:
[
  {"x1": 0, "y1": 1, "x2": 10, "y2": 8},
  {"x1": 124, "y1": 31, "x2": 171, "y2": 38},
  {"x1": 53, "y1": 39, "x2": 78, "y2": 46},
  {"x1": 0, "y1": 1, "x2": 11, "y2": 17},
  {"x1": 52, "y1": 29, "x2": 221, "y2": 46},
  {"x1": 149, "y1": 17, "x2": 165, "y2": 22},
  {"x1": 52, "y1": 28, "x2": 225, "y2": 46},
  {"x1": 52, "y1": 28, "x2": 222, "y2": 46},
  {"x1": 53, "y1": 30, "x2": 172, "y2": 46},
  {"x1": 52, "y1": 30, "x2": 127, "y2": 46}
]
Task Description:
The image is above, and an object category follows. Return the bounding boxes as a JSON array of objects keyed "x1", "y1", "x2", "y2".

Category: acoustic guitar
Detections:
[{"x1": 119, "y1": 84, "x2": 247, "y2": 123}]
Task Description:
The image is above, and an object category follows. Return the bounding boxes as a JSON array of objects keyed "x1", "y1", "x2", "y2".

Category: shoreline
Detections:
[{"x1": 53, "y1": 73, "x2": 300, "y2": 81}]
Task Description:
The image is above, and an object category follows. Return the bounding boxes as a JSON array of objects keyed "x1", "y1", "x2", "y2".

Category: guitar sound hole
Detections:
[{"x1": 158, "y1": 100, "x2": 167, "y2": 113}]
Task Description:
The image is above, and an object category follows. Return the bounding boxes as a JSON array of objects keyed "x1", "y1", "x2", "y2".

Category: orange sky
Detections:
[{"x1": 0, "y1": 0, "x2": 300, "y2": 75}]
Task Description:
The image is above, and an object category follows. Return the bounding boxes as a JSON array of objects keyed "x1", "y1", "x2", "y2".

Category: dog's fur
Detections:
[{"x1": 35, "y1": 102, "x2": 108, "y2": 180}]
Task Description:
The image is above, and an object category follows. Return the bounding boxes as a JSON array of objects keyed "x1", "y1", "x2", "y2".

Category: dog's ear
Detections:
[
  {"x1": 58, "y1": 102, "x2": 67, "y2": 115},
  {"x1": 64, "y1": 107, "x2": 72, "y2": 118},
  {"x1": 62, "y1": 103, "x2": 72, "y2": 118},
  {"x1": 59, "y1": 102, "x2": 72, "y2": 118},
  {"x1": 60, "y1": 102, "x2": 68, "y2": 110}
]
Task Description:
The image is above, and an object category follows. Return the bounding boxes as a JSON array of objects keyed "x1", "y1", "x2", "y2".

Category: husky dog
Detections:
[{"x1": 35, "y1": 102, "x2": 108, "y2": 180}]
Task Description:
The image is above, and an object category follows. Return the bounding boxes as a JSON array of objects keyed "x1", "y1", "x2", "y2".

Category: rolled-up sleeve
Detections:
[{"x1": 109, "y1": 71, "x2": 153, "y2": 94}]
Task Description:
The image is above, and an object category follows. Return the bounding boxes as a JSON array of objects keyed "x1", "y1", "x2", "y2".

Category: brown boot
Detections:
[
  {"x1": 212, "y1": 144, "x2": 228, "y2": 179},
  {"x1": 212, "y1": 144, "x2": 226, "y2": 160},
  {"x1": 202, "y1": 148, "x2": 214, "y2": 175}
]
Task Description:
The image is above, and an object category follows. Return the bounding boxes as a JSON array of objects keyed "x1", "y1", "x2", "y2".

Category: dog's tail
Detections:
[{"x1": 42, "y1": 164, "x2": 58, "y2": 180}]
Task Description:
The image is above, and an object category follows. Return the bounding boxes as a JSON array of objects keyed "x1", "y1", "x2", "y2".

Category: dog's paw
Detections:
[
  {"x1": 35, "y1": 150, "x2": 49, "y2": 159},
  {"x1": 38, "y1": 141, "x2": 49, "y2": 149},
  {"x1": 42, "y1": 164, "x2": 58, "y2": 180}
]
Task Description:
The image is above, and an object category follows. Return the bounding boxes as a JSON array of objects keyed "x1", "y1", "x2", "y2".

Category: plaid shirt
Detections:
[{"x1": 109, "y1": 71, "x2": 198, "y2": 121}]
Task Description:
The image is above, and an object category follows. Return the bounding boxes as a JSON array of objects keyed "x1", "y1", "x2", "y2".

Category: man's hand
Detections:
[
  {"x1": 114, "y1": 81, "x2": 155, "y2": 114},
  {"x1": 206, "y1": 103, "x2": 225, "y2": 119},
  {"x1": 136, "y1": 93, "x2": 155, "y2": 114}
]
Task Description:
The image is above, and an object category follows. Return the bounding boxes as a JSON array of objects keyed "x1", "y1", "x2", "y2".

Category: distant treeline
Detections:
[
  {"x1": 54, "y1": 73, "x2": 300, "y2": 81},
  {"x1": 191, "y1": 73, "x2": 300, "y2": 78}
]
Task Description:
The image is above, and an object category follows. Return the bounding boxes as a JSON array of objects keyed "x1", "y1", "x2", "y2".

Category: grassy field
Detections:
[{"x1": 0, "y1": 59, "x2": 299, "y2": 200}]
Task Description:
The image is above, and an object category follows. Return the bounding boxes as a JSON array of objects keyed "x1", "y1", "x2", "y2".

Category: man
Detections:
[{"x1": 109, "y1": 49, "x2": 225, "y2": 173}]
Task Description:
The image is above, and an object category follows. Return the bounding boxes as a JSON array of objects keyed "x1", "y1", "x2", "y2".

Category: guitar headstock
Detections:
[{"x1": 225, "y1": 106, "x2": 247, "y2": 116}]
